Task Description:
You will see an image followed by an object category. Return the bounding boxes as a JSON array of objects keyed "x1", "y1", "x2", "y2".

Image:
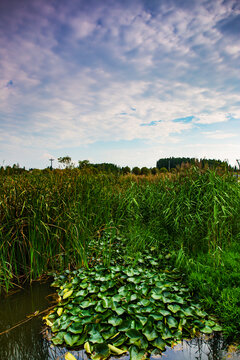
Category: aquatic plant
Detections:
[{"x1": 44, "y1": 250, "x2": 222, "y2": 359}]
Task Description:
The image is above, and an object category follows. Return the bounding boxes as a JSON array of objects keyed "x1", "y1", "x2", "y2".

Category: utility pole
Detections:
[
  {"x1": 49, "y1": 158, "x2": 54, "y2": 170},
  {"x1": 236, "y1": 159, "x2": 240, "y2": 170}
]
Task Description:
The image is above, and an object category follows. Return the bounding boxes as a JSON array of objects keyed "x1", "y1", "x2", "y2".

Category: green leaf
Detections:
[
  {"x1": 129, "y1": 345, "x2": 146, "y2": 360},
  {"x1": 63, "y1": 289, "x2": 73, "y2": 299},
  {"x1": 182, "y1": 307, "x2": 194, "y2": 317},
  {"x1": 205, "y1": 320, "x2": 216, "y2": 327},
  {"x1": 201, "y1": 326, "x2": 213, "y2": 334},
  {"x1": 195, "y1": 309, "x2": 208, "y2": 317},
  {"x1": 148, "y1": 314, "x2": 163, "y2": 321},
  {"x1": 167, "y1": 304, "x2": 181, "y2": 313},
  {"x1": 130, "y1": 294, "x2": 138, "y2": 301},
  {"x1": 112, "y1": 294, "x2": 122, "y2": 302},
  {"x1": 159, "y1": 309, "x2": 171, "y2": 317},
  {"x1": 63, "y1": 333, "x2": 80, "y2": 347},
  {"x1": 75, "y1": 289, "x2": 87, "y2": 297},
  {"x1": 151, "y1": 293, "x2": 162, "y2": 300},
  {"x1": 212, "y1": 324, "x2": 222, "y2": 332},
  {"x1": 108, "y1": 344, "x2": 127, "y2": 355},
  {"x1": 136, "y1": 316, "x2": 148, "y2": 326},
  {"x1": 142, "y1": 325, "x2": 158, "y2": 341},
  {"x1": 114, "y1": 307, "x2": 125, "y2": 316},
  {"x1": 112, "y1": 333, "x2": 127, "y2": 347},
  {"x1": 89, "y1": 330, "x2": 104, "y2": 344},
  {"x1": 95, "y1": 302, "x2": 107, "y2": 313},
  {"x1": 69, "y1": 307, "x2": 81, "y2": 316},
  {"x1": 167, "y1": 316, "x2": 178, "y2": 329},
  {"x1": 68, "y1": 322, "x2": 83, "y2": 334},
  {"x1": 118, "y1": 319, "x2": 133, "y2": 331},
  {"x1": 142, "y1": 305, "x2": 154, "y2": 313},
  {"x1": 101, "y1": 297, "x2": 111, "y2": 308},
  {"x1": 101, "y1": 327, "x2": 116, "y2": 340},
  {"x1": 134, "y1": 336, "x2": 149, "y2": 350},
  {"x1": 92, "y1": 343, "x2": 110, "y2": 360},
  {"x1": 162, "y1": 327, "x2": 172, "y2": 340},
  {"x1": 52, "y1": 331, "x2": 65, "y2": 345},
  {"x1": 108, "y1": 316, "x2": 122, "y2": 326},
  {"x1": 138, "y1": 299, "x2": 150, "y2": 307},
  {"x1": 126, "y1": 329, "x2": 142, "y2": 340},
  {"x1": 59, "y1": 319, "x2": 72, "y2": 331},
  {"x1": 75, "y1": 332, "x2": 87, "y2": 346},
  {"x1": 152, "y1": 337, "x2": 166, "y2": 351}
]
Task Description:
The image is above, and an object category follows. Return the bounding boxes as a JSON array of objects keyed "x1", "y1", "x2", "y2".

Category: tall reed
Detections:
[{"x1": 0, "y1": 167, "x2": 240, "y2": 292}]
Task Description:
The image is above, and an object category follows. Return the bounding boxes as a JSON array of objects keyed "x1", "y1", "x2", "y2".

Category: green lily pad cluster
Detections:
[{"x1": 44, "y1": 255, "x2": 222, "y2": 360}]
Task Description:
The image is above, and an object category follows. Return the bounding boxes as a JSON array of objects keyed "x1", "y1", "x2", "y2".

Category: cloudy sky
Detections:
[{"x1": 0, "y1": 0, "x2": 240, "y2": 169}]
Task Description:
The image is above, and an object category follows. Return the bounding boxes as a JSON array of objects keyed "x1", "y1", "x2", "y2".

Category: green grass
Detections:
[{"x1": 0, "y1": 167, "x2": 240, "y2": 340}]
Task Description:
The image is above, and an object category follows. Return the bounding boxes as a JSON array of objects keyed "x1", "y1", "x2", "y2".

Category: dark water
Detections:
[{"x1": 0, "y1": 282, "x2": 239, "y2": 360}]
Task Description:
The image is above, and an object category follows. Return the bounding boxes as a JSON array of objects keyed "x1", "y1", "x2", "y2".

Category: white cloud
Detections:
[
  {"x1": 194, "y1": 112, "x2": 229, "y2": 124},
  {"x1": 202, "y1": 130, "x2": 237, "y2": 139}
]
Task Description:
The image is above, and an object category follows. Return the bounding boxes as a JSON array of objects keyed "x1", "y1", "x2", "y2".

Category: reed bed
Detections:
[
  {"x1": 1, "y1": 167, "x2": 240, "y2": 339},
  {"x1": 1, "y1": 167, "x2": 239, "y2": 291}
]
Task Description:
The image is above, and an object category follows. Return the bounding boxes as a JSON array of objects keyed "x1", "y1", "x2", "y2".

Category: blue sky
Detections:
[{"x1": 0, "y1": 0, "x2": 240, "y2": 169}]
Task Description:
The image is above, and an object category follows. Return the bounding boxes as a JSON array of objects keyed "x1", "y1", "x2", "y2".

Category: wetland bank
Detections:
[{"x1": 0, "y1": 165, "x2": 240, "y2": 358}]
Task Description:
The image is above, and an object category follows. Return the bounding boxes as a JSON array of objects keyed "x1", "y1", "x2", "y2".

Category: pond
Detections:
[{"x1": 0, "y1": 281, "x2": 239, "y2": 360}]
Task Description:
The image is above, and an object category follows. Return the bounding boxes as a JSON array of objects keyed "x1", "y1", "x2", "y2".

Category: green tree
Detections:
[
  {"x1": 132, "y1": 166, "x2": 141, "y2": 175},
  {"x1": 141, "y1": 167, "x2": 150, "y2": 175},
  {"x1": 122, "y1": 166, "x2": 131, "y2": 175},
  {"x1": 58, "y1": 156, "x2": 74, "y2": 169},
  {"x1": 78, "y1": 160, "x2": 90, "y2": 169}
]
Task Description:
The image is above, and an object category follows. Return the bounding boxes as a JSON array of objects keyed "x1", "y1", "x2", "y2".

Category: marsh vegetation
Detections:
[{"x1": 0, "y1": 166, "x2": 239, "y2": 357}]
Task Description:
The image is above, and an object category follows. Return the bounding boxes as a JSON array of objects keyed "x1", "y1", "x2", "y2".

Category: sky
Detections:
[{"x1": 0, "y1": 0, "x2": 240, "y2": 169}]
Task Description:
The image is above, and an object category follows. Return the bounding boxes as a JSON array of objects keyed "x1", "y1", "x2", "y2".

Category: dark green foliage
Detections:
[
  {"x1": 44, "y1": 249, "x2": 222, "y2": 358},
  {"x1": 156, "y1": 157, "x2": 230, "y2": 171},
  {"x1": 132, "y1": 167, "x2": 141, "y2": 175}
]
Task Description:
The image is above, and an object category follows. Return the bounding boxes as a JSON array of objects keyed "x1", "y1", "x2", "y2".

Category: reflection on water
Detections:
[{"x1": 0, "y1": 282, "x2": 239, "y2": 360}]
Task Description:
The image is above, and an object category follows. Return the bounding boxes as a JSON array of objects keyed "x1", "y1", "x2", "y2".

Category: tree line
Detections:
[{"x1": 0, "y1": 156, "x2": 236, "y2": 176}]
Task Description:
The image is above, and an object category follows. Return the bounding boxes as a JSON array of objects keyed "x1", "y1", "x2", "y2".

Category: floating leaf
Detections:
[
  {"x1": 57, "y1": 307, "x2": 63, "y2": 316},
  {"x1": 129, "y1": 345, "x2": 146, "y2": 360},
  {"x1": 182, "y1": 307, "x2": 194, "y2": 317},
  {"x1": 118, "y1": 319, "x2": 133, "y2": 331},
  {"x1": 92, "y1": 343, "x2": 110, "y2": 360},
  {"x1": 63, "y1": 289, "x2": 73, "y2": 299},
  {"x1": 152, "y1": 337, "x2": 166, "y2": 351},
  {"x1": 138, "y1": 299, "x2": 150, "y2": 307},
  {"x1": 126, "y1": 329, "x2": 142, "y2": 340},
  {"x1": 212, "y1": 324, "x2": 222, "y2": 332},
  {"x1": 108, "y1": 344, "x2": 127, "y2": 355},
  {"x1": 68, "y1": 322, "x2": 83, "y2": 334},
  {"x1": 108, "y1": 316, "x2": 122, "y2": 326},
  {"x1": 168, "y1": 304, "x2": 181, "y2": 313},
  {"x1": 114, "y1": 307, "x2": 125, "y2": 315},
  {"x1": 65, "y1": 352, "x2": 77, "y2": 360},
  {"x1": 101, "y1": 327, "x2": 116, "y2": 340},
  {"x1": 161, "y1": 327, "x2": 172, "y2": 340},
  {"x1": 52, "y1": 331, "x2": 65, "y2": 345},
  {"x1": 166, "y1": 316, "x2": 178, "y2": 329},
  {"x1": 195, "y1": 309, "x2": 207, "y2": 318},
  {"x1": 84, "y1": 342, "x2": 91, "y2": 354},
  {"x1": 201, "y1": 326, "x2": 213, "y2": 334},
  {"x1": 64, "y1": 333, "x2": 80, "y2": 347},
  {"x1": 142, "y1": 326, "x2": 158, "y2": 341},
  {"x1": 159, "y1": 309, "x2": 171, "y2": 317},
  {"x1": 136, "y1": 316, "x2": 148, "y2": 326}
]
